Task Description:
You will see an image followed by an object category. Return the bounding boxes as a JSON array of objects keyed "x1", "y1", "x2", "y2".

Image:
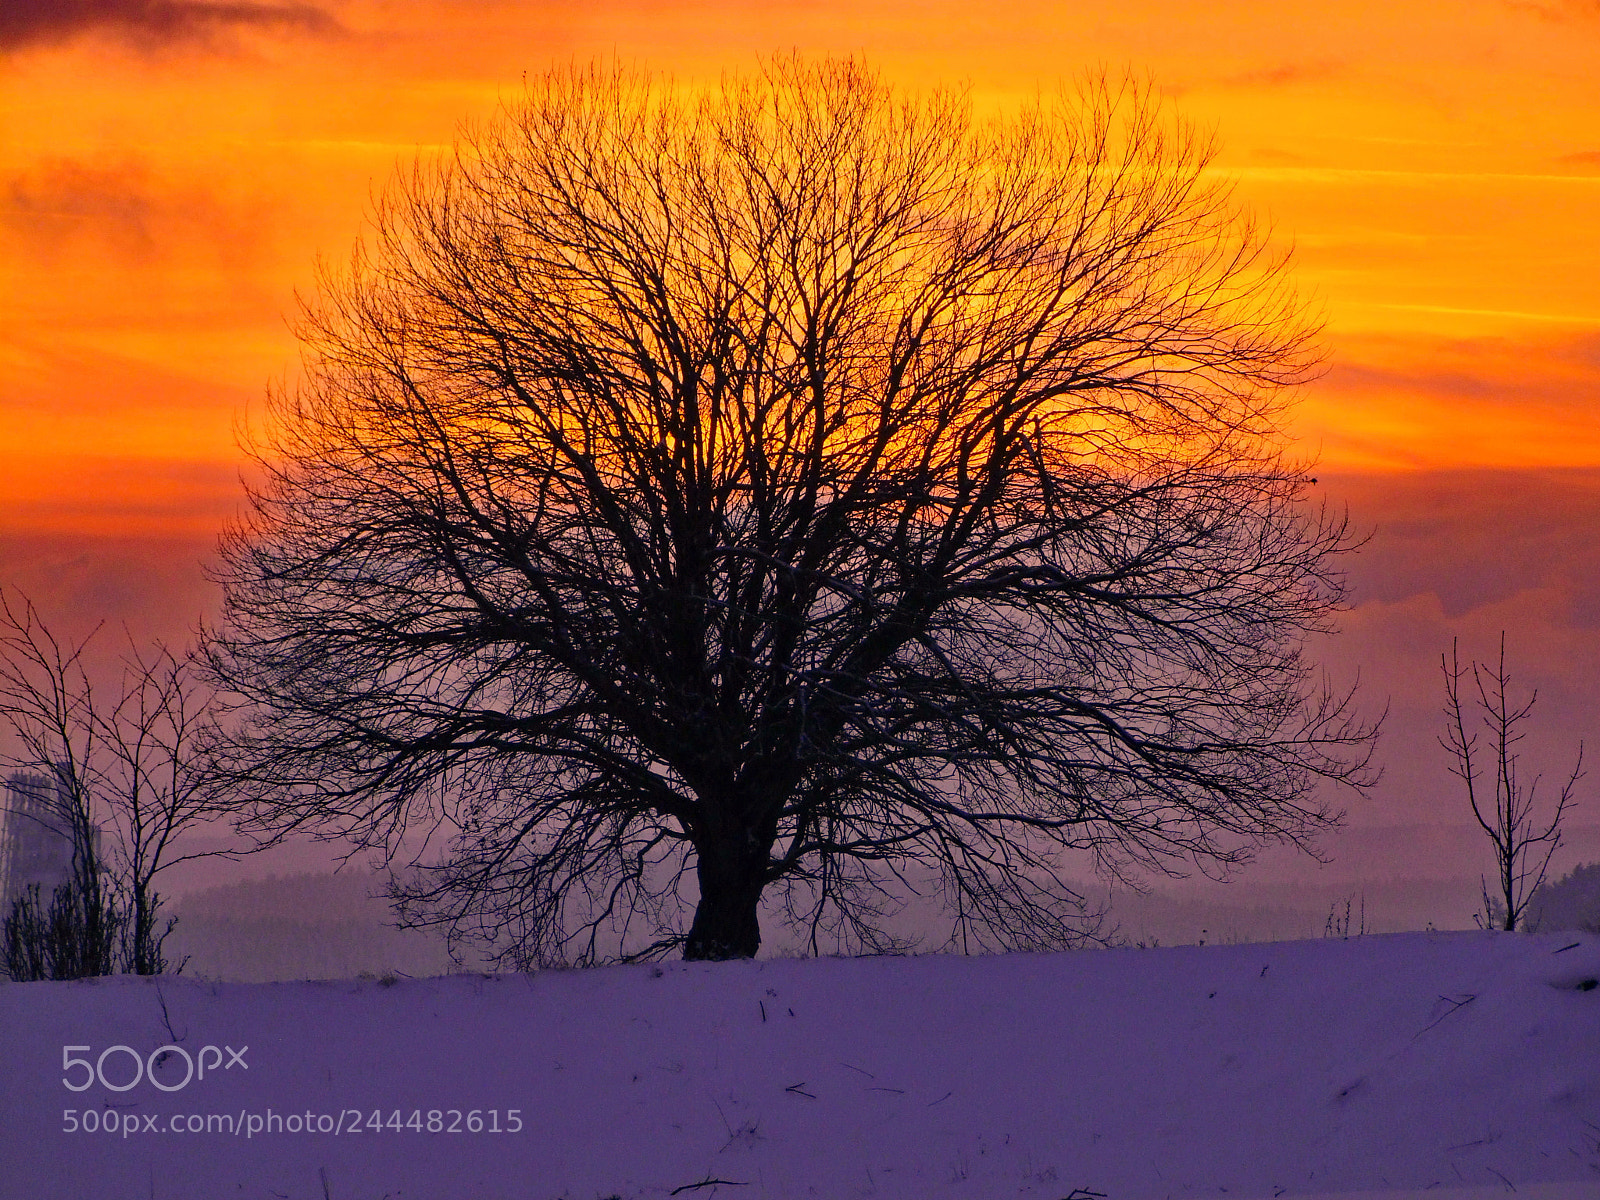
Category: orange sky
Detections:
[
  {"x1": 2, "y1": 0, "x2": 1598, "y2": 536},
  {"x1": 4, "y1": 0, "x2": 1600, "y2": 890}
]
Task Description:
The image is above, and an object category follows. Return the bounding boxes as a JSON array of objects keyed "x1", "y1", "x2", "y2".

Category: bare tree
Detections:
[
  {"x1": 206, "y1": 57, "x2": 1377, "y2": 965},
  {"x1": 98, "y1": 637, "x2": 219, "y2": 973},
  {"x1": 1442, "y1": 634, "x2": 1583, "y2": 932},
  {"x1": 0, "y1": 591, "x2": 220, "y2": 974},
  {"x1": 1, "y1": 596, "x2": 121, "y2": 978}
]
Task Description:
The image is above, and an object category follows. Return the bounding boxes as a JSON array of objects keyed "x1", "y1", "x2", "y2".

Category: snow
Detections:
[{"x1": 3, "y1": 931, "x2": 1599, "y2": 1200}]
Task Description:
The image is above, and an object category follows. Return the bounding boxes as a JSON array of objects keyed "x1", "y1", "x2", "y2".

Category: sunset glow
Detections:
[{"x1": 3, "y1": 1, "x2": 1597, "y2": 534}]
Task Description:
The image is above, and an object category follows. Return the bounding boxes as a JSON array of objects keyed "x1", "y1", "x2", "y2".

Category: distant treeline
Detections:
[{"x1": 167, "y1": 872, "x2": 465, "y2": 982}]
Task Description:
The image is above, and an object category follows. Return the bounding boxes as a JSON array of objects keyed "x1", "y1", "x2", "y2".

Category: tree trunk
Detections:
[{"x1": 683, "y1": 842, "x2": 766, "y2": 961}]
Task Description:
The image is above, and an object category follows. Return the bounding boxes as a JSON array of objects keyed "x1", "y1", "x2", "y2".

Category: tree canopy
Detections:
[{"x1": 207, "y1": 57, "x2": 1376, "y2": 963}]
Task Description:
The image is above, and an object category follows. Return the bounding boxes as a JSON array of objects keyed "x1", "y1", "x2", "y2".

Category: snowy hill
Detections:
[{"x1": 3, "y1": 931, "x2": 1598, "y2": 1200}]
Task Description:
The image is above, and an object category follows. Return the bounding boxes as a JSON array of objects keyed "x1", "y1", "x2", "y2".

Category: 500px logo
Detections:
[{"x1": 62, "y1": 1044, "x2": 249, "y2": 1093}]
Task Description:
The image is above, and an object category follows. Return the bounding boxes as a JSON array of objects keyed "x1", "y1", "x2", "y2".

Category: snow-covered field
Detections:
[{"x1": 3, "y1": 931, "x2": 1598, "y2": 1200}]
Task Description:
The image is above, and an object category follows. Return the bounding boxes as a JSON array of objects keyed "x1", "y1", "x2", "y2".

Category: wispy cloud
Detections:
[
  {"x1": 0, "y1": 0, "x2": 342, "y2": 53},
  {"x1": 1505, "y1": 0, "x2": 1600, "y2": 20},
  {"x1": 3, "y1": 159, "x2": 158, "y2": 257},
  {"x1": 1329, "y1": 330, "x2": 1600, "y2": 400},
  {"x1": 1218, "y1": 60, "x2": 1344, "y2": 89},
  {"x1": 1250, "y1": 147, "x2": 1308, "y2": 165},
  {"x1": 1299, "y1": 329, "x2": 1600, "y2": 470},
  {"x1": 1216, "y1": 164, "x2": 1600, "y2": 187},
  {"x1": 1369, "y1": 302, "x2": 1600, "y2": 326},
  {"x1": 2, "y1": 156, "x2": 276, "y2": 270}
]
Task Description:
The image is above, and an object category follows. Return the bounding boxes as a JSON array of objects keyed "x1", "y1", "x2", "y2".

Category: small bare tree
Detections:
[
  {"x1": 0, "y1": 591, "x2": 221, "y2": 974},
  {"x1": 1441, "y1": 634, "x2": 1584, "y2": 932},
  {"x1": 208, "y1": 57, "x2": 1378, "y2": 964}
]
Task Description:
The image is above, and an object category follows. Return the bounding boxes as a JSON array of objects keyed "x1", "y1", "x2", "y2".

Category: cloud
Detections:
[
  {"x1": 1219, "y1": 61, "x2": 1344, "y2": 90},
  {"x1": 1326, "y1": 330, "x2": 1600, "y2": 410},
  {"x1": 0, "y1": 526, "x2": 224, "y2": 652},
  {"x1": 2, "y1": 156, "x2": 276, "y2": 268},
  {"x1": 0, "y1": 0, "x2": 342, "y2": 53},
  {"x1": 1310, "y1": 580, "x2": 1598, "y2": 828},
  {"x1": 1304, "y1": 331, "x2": 1600, "y2": 471},
  {"x1": 1301, "y1": 470, "x2": 1600, "y2": 830},
  {"x1": 1557, "y1": 150, "x2": 1600, "y2": 167},
  {"x1": 3, "y1": 159, "x2": 158, "y2": 258},
  {"x1": 1322, "y1": 468, "x2": 1600, "y2": 624},
  {"x1": 1251, "y1": 147, "x2": 1308, "y2": 165},
  {"x1": 1506, "y1": 0, "x2": 1600, "y2": 19}
]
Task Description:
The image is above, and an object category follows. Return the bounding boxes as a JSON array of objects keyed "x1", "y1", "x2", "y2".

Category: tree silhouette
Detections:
[
  {"x1": 1442, "y1": 634, "x2": 1583, "y2": 932},
  {"x1": 0, "y1": 592, "x2": 217, "y2": 976},
  {"x1": 207, "y1": 58, "x2": 1376, "y2": 963}
]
